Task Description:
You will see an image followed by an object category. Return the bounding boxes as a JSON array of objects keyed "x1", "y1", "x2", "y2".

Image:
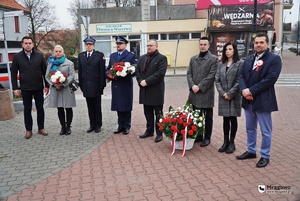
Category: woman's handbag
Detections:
[{"x1": 69, "y1": 79, "x2": 79, "y2": 91}]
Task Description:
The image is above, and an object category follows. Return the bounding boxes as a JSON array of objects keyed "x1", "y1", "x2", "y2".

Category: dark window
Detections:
[
  {"x1": 129, "y1": 35, "x2": 140, "y2": 39},
  {"x1": 191, "y1": 33, "x2": 201, "y2": 39},
  {"x1": 169, "y1": 33, "x2": 189, "y2": 40},
  {"x1": 161, "y1": 34, "x2": 167, "y2": 40},
  {"x1": 149, "y1": 34, "x2": 158, "y2": 40},
  {"x1": 14, "y1": 16, "x2": 20, "y2": 33}
]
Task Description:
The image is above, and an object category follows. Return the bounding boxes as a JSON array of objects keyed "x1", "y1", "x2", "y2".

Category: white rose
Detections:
[
  {"x1": 124, "y1": 62, "x2": 131, "y2": 67},
  {"x1": 50, "y1": 75, "x2": 58, "y2": 83},
  {"x1": 120, "y1": 70, "x2": 127, "y2": 77}
]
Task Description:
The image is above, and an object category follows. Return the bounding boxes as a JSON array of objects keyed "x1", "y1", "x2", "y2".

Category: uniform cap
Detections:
[
  {"x1": 115, "y1": 36, "x2": 128, "y2": 44},
  {"x1": 83, "y1": 37, "x2": 95, "y2": 44}
]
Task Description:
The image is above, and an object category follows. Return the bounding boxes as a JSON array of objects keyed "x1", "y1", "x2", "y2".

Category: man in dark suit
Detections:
[
  {"x1": 136, "y1": 39, "x2": 167, "y2": 143},
  {"x1": 237, "y1": 32, "x2": 282, "y2": 168},
  {"x1": 78, "y1": 37, "x2": 106, "y2": 133},
  {"x1": 11, "y1": 36, "x2": 49, "y2": 139},
  {"x1": 107, "y1": 36, "x2": 137, "y2": 135}
]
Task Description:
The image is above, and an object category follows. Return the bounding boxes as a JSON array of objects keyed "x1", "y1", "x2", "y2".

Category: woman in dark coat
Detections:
[
  {"x1": 215, "y1": 42, "x2": 243, "y2": 154},
  {"x1": 107, "y1": 36, "x2": 137, "y2": 135}
]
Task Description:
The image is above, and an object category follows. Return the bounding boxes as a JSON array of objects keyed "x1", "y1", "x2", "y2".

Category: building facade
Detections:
[{"x1": 78, "y1": 0, "x2": 294, "y2": 67}]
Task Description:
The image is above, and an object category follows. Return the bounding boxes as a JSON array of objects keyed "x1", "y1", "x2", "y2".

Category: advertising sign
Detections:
[
  {"x1": 208, "y1": 3, "x2": 274, "y2": 31},
  {"x1": 197, "y1": 0, "x2": 273, "y2": 10},
  {"x1": 210, "y1": 32, "x2": 252, "y2": 58}
]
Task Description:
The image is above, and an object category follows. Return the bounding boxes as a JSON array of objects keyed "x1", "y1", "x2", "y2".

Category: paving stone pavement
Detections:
[{"x1": 0, "y1": 50, "x2": 300, "y2": 201}]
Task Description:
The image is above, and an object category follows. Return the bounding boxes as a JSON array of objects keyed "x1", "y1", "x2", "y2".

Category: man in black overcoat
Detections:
[{"x1": 136, "y1": 39, "x2": 167, "y2": 143}]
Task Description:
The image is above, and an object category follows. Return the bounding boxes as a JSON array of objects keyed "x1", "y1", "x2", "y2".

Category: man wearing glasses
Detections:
[
  {"x1": 136, "y1": 39, "x2": 167, "y2": 143},
  {"x1": 78, "y1": 37, "x2": 106, "y2": 133}
]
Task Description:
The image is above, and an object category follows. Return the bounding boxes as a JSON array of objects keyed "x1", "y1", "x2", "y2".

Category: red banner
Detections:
[{"x1": 197, "y1": 0, "x2": 273, "y2": 9}]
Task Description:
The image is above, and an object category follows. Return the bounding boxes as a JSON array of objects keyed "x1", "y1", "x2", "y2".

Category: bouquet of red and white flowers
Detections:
[
  {"x1": 50, "y1": 70, "x2": 67, "y2": 84},
  {"x1": 107, "y1": 62, "x2": 135, "y2": 81}
]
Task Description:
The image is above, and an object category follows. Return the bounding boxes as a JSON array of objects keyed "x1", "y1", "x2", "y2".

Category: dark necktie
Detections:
[
  {"x1": 87, "y1": 53, "x2": 91, "y2": 59},
  {"x1": 118, "y1": 53, "x2": 121, "y2": 60}
]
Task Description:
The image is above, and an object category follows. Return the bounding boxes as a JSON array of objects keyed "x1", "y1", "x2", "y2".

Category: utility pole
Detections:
[
  {"x1": 250, "y1": 0, "x2": 258, "y2": 54},
  {"x1": 297, "y1": 2, "x2": 300, "y2": 56}
]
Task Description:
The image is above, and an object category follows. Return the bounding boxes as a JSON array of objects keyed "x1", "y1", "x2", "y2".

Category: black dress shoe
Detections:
[
  {"x1": 139, "y1": 132, "x2": 154, "y2": 138},
  {"x1": 236, "y1": 151, "x2": 257, "y2": 160},
  {"x1": 113, "y1": 128, "x2": 123, "y2": 134},
  {"x1": 123, "y1": 128, "x2": 130, "y2": 135},
  {"x1": 218, "y1": 142, "x2": 229, "y2": 152},
  {"x1": 65, "y1": 127, "x2": 71, "y2": 135},
  {"x1": 87, "y1": 127, "x2": 95, "y2": 133},
  {"x1": 200, "y1": 139, "x2": 210, "y2": 147},
  {"x1": 225, "y1": 143, "x2": 235, "y2": 154},
  {"x1": 256, "y1": 157, "x2": 269, "y2": 168},
  {"x1": 154, "y1": 135, "x2": 163, "y2": 142},
  {"x1": 95, "y1": 127, "x2": 101, "y2": 133},
  {"x1": 60, "y1": 127, "x2": 66, "y2": 135}
]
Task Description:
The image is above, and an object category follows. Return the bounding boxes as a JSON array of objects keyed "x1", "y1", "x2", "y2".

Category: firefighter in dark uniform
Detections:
[
  {"x1": 107, "y1": 36, "x2": 137, "y2": 135},
  {"x1": 78, "y1": 37, "x2": 106, "y2": 133}
]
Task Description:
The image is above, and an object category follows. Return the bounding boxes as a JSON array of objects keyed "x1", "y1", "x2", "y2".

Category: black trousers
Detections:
[
  {"x1": 193, "y1": 106, "x2": 213, "y2": 140},
  {"x1": 117, "y1": 111, "x2": 131, "y2": 129},
  {"x1": 85, "y1": 95, "x2": 102, "y2": 129},
  {"x1": 143, "y1": 104, "x2": 163, "y2": 136},
  {"x1": 21, "y1": 89, "x2": 44, "y2": 131}
]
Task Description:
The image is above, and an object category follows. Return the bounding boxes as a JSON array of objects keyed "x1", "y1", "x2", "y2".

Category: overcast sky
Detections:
[
  {"x1": 51, "y1": 0, "x2": 300, "y2": 29},
  {"x1": 51, "y1": 0, "x2": 74, "y2": 29}
]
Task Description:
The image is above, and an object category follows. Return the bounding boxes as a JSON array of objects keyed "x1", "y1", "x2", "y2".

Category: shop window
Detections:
[
  {"x1": 169, "y1": 33, "x2": 189, "y2": 40},
  {"x1": 191, "y1": 33, "x2": 201, "y2": 39},
  {"x1": 149, "y1": 34, "x2": 158, "y2": 40},
  {"x1": 160, "y1": 34, "x2": 167, "y2": 40},
  {"x1": 0, "y1": 54, "x2": 2, "y2": 62},
  {"x1": 8, "y1": 53, "x2": 15, "y2": 62},
  {"x1": 14, "y1": 16, "x2": 20, "y2": 33},
  {"x1": 129, "y1": 35, "x2": 140, "y2": 39}
]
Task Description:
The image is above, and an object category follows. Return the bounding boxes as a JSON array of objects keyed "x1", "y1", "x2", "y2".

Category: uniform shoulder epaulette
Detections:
[{"x1": 95, "y1": 50, "x2": 104, "y2": 54}]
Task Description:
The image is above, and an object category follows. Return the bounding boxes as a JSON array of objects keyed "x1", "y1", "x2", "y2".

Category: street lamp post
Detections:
[
  {"x1": 297, "y1": 3, "x2": 300, "y2": 56},
  {"x1": 250, "y1": 0, "x2": 258, "y2": 54}
]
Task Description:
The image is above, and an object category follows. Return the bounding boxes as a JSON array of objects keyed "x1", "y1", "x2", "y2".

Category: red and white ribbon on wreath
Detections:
[
  {"x1": 171, "y1": 113, "x2": 191, "y2": 156},
  {"x1": 171, "y1": 130, "x2": 177, "y2": 155}
]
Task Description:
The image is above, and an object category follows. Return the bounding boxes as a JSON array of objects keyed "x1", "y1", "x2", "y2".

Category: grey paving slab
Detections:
[{"x1": 0, "y1": 86, "x2": 117, "y2": 199}]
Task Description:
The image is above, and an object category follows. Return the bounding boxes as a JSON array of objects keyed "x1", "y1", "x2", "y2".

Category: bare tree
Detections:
[
  {"x1": 16, "y1": 0, "x2": 59, "y2": 49},
  {"x1": 68, "y1": 0, "x2": 91, "y2": 30}
]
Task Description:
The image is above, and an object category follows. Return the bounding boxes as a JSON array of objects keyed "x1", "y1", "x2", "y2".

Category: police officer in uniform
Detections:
[
  {"x1": 78, "y1": 37, "x2": 106, "y2": 133},
  {"x1": 107, "y1": 36, "x2": 137, "y2": 135}
]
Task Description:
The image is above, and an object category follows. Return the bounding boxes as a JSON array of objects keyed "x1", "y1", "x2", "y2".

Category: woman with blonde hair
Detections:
[{"x1": 45, "y1": 45, "x2": 76, "y2": 135}]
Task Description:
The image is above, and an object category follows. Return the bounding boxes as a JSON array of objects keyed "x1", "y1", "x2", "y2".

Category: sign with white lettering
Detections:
[
  {"x1": 96, "y1": 24, "x2": 132, "y2": 33},
  {"x1": 208, "y1": 3, "x2": 274, "y2": 30}
]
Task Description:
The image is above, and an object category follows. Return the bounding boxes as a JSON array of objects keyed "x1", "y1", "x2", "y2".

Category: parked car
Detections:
[{"x1": 0, "y1": 63, "x2": 19, "y2": 89}]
